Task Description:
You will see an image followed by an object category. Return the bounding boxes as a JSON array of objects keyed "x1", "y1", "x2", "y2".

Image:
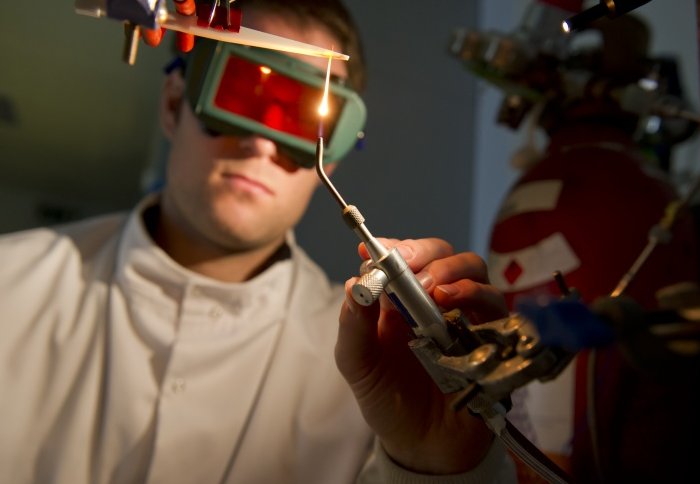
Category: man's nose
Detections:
[
  {"x1": 235, "y1": 135, "x2": 278, "y2": 159},
  {"x1": 234, "y1": 135, "x2": 299, "y2": 172}
]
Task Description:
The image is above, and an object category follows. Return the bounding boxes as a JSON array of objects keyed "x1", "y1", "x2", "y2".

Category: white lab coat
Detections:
[{"x1": 0, "y1": 195, "x2": 512, "y2": 484}]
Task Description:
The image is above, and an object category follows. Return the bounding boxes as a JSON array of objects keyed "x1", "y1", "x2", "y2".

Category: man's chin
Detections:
[{"x1": 212, "y1": 222, "x2": 281, "y2": 252}]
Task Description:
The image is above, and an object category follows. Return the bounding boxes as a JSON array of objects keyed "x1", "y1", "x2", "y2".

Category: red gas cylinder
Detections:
[
  {"x1": 489, "y1": 122, "x2": 698, "y2": 310},
  {"x1": 488, "y1": 118, "x2": 700, "y2": 481}
]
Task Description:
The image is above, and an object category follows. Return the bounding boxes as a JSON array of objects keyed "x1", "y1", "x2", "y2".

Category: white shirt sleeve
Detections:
[{"x1": 357, "y1": 437, "x2": 517, "y2": 484}]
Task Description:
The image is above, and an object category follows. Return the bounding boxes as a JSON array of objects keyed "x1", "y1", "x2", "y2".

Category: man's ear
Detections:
[{"x1": 160, "y1": 70, "x2": 186, "y2": 141}]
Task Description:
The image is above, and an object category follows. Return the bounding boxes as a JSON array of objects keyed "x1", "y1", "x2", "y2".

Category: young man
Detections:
[{"x1": 0, "y1": 1, "x2": 513, "y2": 482}]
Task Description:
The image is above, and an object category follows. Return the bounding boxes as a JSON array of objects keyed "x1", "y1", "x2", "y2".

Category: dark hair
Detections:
[{"x1": 234, "y1": 0, "x2": 366, "y2": 92}]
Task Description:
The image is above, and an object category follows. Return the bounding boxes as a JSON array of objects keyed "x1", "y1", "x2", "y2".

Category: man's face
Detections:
[{"x1": 161, "y1": 12, "x2": 347, "y2": 253}]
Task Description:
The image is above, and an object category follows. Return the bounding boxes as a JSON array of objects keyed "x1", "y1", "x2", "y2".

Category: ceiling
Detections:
[{"x1": 0, "y1": 2, "x2": 172, "y2": 226}]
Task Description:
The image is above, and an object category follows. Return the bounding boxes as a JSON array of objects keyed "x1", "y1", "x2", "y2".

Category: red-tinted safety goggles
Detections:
[{"x1": 186, "y1": 40, "x2": 366, "y2": 167}]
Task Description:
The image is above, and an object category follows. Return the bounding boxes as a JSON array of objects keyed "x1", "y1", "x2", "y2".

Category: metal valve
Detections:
[{"x1": 352, "y1": 267, "x2": 389, "y2": 306}]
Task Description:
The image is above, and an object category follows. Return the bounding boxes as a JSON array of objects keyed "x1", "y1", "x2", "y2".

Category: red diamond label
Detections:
[{"x1": 503, "y1": 259, "x2": 523, "y2": 285}]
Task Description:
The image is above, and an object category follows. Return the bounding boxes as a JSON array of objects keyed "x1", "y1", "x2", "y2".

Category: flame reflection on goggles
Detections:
[{"x1": 186, "y1": 40, "x2": 366, "y2": 167}]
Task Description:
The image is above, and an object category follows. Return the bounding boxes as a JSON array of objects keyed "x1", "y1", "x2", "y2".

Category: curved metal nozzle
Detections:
[{"x1": 315, "y1": 137, "x2": 348, "y2": 209}]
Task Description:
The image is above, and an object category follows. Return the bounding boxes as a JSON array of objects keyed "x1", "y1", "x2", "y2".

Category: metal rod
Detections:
[
  {"x1": 208, "y1": 0, "x2": 219, "y2": 26},
  {"x1": 315, "y1": 137, "x2": 348, "y2": 209},
  {"x1": 122, "y1": 22, "x2": 140, "y2": 65},
  {"x1": 610, "y1": 176, "x2": 700, "y2": 297}
]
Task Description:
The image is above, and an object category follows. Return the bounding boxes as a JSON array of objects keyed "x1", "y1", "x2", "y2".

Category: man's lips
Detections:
[{"x1": 221, "y1": 173, "x2": 274, "y2": 196}]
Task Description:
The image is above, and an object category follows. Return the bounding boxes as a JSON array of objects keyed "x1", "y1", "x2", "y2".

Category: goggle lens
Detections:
[
  {"x1": 213, "y1": 55, "x2": 345, "y2": 142},
  {"x1": 186, "y1": 41, "x2": 367, "y2": 166}
]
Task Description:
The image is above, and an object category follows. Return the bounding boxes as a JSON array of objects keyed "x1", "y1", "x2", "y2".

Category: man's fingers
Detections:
[
  {"x1": 358, "y1": 238, "x2": 454, "y2": 273},
  {"x1": 434, "y1": 279, "x2": 508, "y2": 323},
  {"x1": 421, "y1": 252, "x2": 491, "y2": 287},
  {"x1": 335, "y1": 278, "x2": 381, "y2": 381},
  {"x1": 355, "y1": 238, "x2": 505, "y2": 323}
]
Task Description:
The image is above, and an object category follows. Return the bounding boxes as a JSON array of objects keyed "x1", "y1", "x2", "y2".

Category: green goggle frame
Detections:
[{"x1": 185, "y1": 39, "x2": 367, "y2": 167}]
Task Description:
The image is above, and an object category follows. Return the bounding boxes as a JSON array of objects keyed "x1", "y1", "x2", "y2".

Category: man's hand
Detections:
[
  {"x1": 335, "y1": 238, "x2": 508, "y2": 475},
  {"x1": 142, "y1": 0, "x2": 197, "y2": 52}
]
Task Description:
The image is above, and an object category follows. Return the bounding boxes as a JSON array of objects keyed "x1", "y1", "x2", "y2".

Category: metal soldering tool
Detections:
[
  {"x1": 315, "y1": 137, "x2": 456, "y2": 352},
  {"x1": 315, "y1": 136, "x2": 587, "y2": 482},
  {"x1": 315, "y1": 137, "x2": 576, "y2": 482}
]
